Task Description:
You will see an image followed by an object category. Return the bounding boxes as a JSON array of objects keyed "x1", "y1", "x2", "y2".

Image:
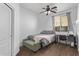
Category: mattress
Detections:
[{"x1": 33, "y1": 34, "x2": 55, "y2": 44}]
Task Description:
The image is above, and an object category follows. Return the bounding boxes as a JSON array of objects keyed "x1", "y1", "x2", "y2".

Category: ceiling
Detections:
[{"x1": 20, "y1": 3, "x2": 78, "y2": 13}]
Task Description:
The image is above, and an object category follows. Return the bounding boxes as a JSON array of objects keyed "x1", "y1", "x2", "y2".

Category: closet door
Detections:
[{"x1": 0, "y1": 4, "x2": 11, "y2": 56}]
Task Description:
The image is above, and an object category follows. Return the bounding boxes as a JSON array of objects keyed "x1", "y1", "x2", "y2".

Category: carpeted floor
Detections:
[{"x1": 17, "y1": 43, "x2": 79, "y2": 56}]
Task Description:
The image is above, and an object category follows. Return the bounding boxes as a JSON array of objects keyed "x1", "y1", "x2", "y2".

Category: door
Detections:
[{"x1": 0, "y1": 3, "x2": 11, "y2": 56}]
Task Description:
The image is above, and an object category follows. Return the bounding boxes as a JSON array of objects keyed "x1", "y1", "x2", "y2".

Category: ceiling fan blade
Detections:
[
  {"x1": 46, "y1": 12, "x2": 48, "y2": 15},
  {"x1": 51, "y1": 6, "x2": 57, "y2": 9},
  {"x1": 42, "y1": 8, "x2": 45, "y2": 9},
  {"x1": 46, "y1": 13, "x2": 48, "y2": 15},
  {"x1": 40, "y1": 11, "x2": 46, "y2": 14},
  {"x1": 50, "y1": 10, "x2": 56, "y2": 13}
]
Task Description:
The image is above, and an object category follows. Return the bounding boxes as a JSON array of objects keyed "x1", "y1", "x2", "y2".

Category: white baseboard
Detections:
[
  {"x1": 78, "y1": 48, "x2": 79, "y2": 52},
  {"x1": 12, "y1": 48, "x2": 20, "y2": 56}
]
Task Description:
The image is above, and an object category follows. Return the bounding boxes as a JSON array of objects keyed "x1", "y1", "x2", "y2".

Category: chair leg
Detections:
[
  {"x1": 66, "y1": 36, "x2": 68, "y2": 45},
  {"x1": 65, "y1": 40, "x2": 67, "y2": 45}
]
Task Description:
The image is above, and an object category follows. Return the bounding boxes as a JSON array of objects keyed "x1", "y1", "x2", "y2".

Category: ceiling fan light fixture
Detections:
[
  {"x1": 48, "y1": 11, "x2": 51, "y2": 14},
  {"x1": 44, "y1": 11, "x2": 51, "y2": 14},
  {"x1": 44, "y1": 11, "x2": 47, "y2": 14},
  {"x1": 40, "y1": 4, "x2": 57, "y2": 15}
]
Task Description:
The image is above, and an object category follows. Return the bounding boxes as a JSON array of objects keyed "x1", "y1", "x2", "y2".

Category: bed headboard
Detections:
[{"x1": 40, "y1": 30, "x2": 55, "y2": 34}]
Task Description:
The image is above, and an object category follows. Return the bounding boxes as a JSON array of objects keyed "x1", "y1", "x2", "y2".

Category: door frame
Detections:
[{"x1": 4, "y1": 3, "x2": 14, "y2": 56}]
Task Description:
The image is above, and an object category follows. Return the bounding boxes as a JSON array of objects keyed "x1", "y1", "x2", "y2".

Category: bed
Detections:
[
  {"x1": 32, "y1": 30, "x2": 55, "y2": 47},
  {"x1": 23, "y1": 30, "x2": 55, "y2": 51}
]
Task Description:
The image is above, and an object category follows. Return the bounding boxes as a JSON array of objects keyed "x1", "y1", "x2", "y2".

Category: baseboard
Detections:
[
  {"x1": 78, "y1": 48, "x2": 79, "y2": 52},
  {"x1": 12, "y1": 48, "x2": 20, "y2": 56}
]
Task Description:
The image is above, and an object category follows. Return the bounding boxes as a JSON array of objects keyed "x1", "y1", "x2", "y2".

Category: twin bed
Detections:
[
  {"x1": 32, "y1": 31, "x2": 55, "y2": 47},
  {"x1": 23, "y1": 30, "x2": 55, "y2": 50}
]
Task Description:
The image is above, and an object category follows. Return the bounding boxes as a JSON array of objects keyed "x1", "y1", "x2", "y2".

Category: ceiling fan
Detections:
[{"x1": 40, "y1": 5, "x2": 57, "y2": 15}]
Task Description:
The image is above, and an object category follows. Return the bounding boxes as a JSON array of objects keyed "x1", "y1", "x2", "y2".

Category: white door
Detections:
[{"x1": 0, "y1": 4, "x2": 11, "y2": 56}]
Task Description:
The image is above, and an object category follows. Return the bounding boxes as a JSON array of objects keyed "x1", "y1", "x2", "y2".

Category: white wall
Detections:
[
  {"x1": 9, "y1": 3, "x2": 20, "y2": 56},
  {"x1": 20, "y1": 6, "x2": 39, "y2": 45},
  {"x1": 37, "y1": 14, "x2": 53, "y2": 32}
]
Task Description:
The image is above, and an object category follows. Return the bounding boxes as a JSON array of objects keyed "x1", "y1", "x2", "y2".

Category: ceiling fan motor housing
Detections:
[{"x1": 40, "y1": 5, "x2": 57, "y2": 15}]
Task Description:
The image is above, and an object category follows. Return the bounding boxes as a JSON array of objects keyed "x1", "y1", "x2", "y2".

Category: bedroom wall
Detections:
[
  {"x1": 20, "y1": 6, "x2": 39, "y2": 45},
  {"x1": 37, "y1": 14, "x2": 53, "y2": 32}
]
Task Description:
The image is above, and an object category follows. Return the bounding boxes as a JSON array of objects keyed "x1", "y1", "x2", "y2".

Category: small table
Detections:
[
  {"x1": 55, "y1": 32, "x2": 76, "y2": 47},
  {"x1": 55, "y1": 32, "x2": 68, "y2": 43}
]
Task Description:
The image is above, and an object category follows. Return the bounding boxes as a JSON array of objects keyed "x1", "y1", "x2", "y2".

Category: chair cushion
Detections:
[
  {"x1": 23, "y1": 40, "x2": 41, "y2": 52},
  {"x1": 24, "y1": 40, "x2": 36, "y2": 46}
]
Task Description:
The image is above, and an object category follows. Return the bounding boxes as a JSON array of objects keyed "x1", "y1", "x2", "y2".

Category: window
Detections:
[{"x1": 54, "y1": 15, "x2": 68, "y2": 32}]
